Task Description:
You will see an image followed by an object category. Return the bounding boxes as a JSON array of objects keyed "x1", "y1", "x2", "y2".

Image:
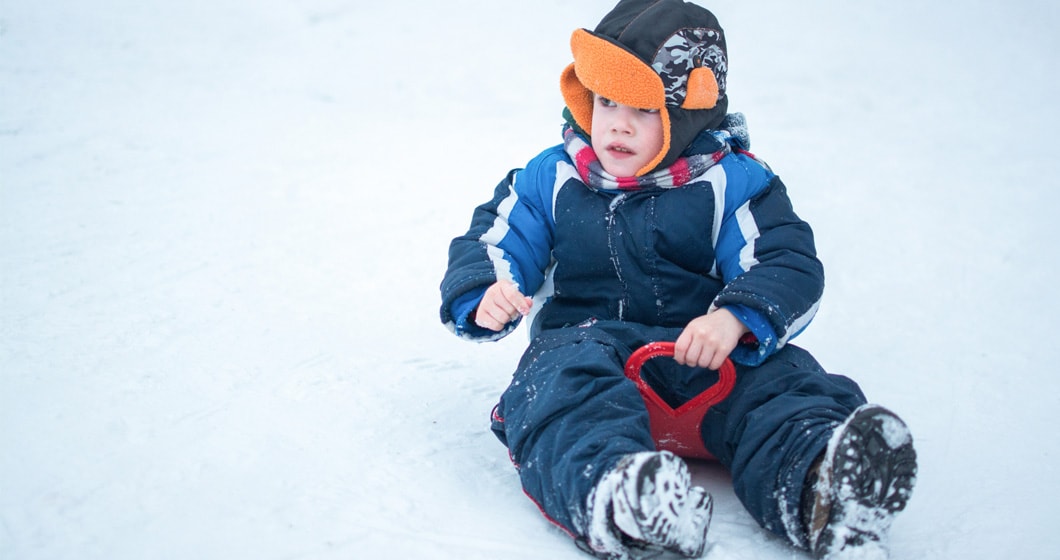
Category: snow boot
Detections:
[
  {"x1": 583, "y1": 451, "x2": 713, "y2": 559},
  {"x1": 803, "y1": 404, "x2": 918, "y2": 559}
]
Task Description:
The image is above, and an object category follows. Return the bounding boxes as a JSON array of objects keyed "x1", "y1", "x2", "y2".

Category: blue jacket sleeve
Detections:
[
  {"x1": 439, "y1": 148, "x2": 562, "y2": 341},
  {"x1": 711, "y1": 154, "x2": 824, "y2": 365}
]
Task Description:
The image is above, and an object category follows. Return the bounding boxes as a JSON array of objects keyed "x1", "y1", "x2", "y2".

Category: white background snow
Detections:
[{"x1": 3, "y1": 1, "x2": 1059, "y2": 558}]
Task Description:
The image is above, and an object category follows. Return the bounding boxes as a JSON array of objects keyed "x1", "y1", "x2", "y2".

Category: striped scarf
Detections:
[{"x1": 562, "y1": 113, "x2": 750, "y2": 191}]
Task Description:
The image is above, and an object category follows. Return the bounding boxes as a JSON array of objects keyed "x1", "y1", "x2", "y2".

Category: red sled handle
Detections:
[{"x1": 624, "y1": 342, "x2": 737, "y2": 459}]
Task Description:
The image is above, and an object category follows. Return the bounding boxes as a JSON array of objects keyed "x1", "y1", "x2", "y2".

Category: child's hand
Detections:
[
  {"x1": 473, "y1": 280, "x2": 533, "y2": 332},
  {"x1": 674, "y1": 308, "x2": 749, "y2": 370}
]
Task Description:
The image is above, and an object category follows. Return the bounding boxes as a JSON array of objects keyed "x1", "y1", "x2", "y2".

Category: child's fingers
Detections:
[
  {"x1": 476, "y1": 296, "x2": 518, "y2": 330},
  {"x1": 474, "y1": 281, "x2": 532, "y2": 331},
  {"x1": 491, "y1": 292, "x2": 518, "y2": 317},
  {"x1": 675, "y1": 323, "x2": 731, "y2": 369},
  {"x1": 678, "y1": 342, "x2": 721, "y2": 369},
  {"x1": 499, "y1": 282, "x2": 532, "y2": 315},
  {"x1": 476, "y1": 304, "x2": 512, "y2": 331},
  {"x1": 673, "y1": 332, "x2": 697, "y2": 366},
  {"x1": 705, "y1": 350, "x2": 726, "y2": 371}
]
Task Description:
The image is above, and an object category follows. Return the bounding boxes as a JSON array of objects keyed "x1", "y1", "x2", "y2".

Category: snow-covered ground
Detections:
[{"x1": 3, "y1": 1, "x2": 1059, "y2": 558}]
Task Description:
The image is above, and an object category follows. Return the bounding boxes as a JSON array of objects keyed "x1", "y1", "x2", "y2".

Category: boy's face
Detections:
[{"x1": 590, "y1": 94, "x2": 665, "y2": 178}]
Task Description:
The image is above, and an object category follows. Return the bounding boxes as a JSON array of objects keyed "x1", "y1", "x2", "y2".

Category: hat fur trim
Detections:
[{"x1": 682, "y1": 67, "x2": 719, "y2": 110}]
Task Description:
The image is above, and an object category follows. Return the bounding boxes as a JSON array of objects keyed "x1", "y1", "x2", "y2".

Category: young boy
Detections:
[{"x1": 439, "y1": 1, "x2": 917, "y2": 558}]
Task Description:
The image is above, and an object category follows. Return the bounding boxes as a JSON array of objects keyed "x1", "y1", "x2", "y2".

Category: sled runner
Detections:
[{"x1": 624, "y1": 342, "x2": 736, "y2": 460}]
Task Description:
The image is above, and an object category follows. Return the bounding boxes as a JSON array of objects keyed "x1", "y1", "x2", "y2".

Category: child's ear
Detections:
[{"x1": 681, "y1": 67, "x2": 719, "y2": 110}]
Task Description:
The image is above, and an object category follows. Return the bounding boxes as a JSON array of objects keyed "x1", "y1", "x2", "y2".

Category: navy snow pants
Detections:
[{"x1": 489, "y1": 321, "x2": 867, "y2": 548}]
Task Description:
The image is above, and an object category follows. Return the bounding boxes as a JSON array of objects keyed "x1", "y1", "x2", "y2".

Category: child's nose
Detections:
[{"x1": 611, "y1": 107, "x2": 636, "y2": 134}]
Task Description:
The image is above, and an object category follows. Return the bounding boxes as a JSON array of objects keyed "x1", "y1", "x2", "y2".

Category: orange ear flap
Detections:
[
  {"x1": 681, "y1": 67, "x2": 719, "y2": 110},
  {"x1": 560, "y1": 62, "x2": 595, "y2": 134}
]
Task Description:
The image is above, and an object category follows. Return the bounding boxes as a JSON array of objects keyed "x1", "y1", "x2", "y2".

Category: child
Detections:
[{"x1": 439, "y1": 1, "x2": 917, "y2": 558}]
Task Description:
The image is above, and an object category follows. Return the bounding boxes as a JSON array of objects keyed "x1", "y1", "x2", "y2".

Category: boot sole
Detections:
[{"x1": 814, "y1": 405, "x2": 918, "y2": 558}]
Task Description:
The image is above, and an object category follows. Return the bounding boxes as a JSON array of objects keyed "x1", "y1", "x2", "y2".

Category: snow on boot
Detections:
[
  {"x1": 583, "y1": 451, "x2": 713, "y2": 559},
  {"x1": 806, "y1": 404, "x2": 918, "y2": 559}
]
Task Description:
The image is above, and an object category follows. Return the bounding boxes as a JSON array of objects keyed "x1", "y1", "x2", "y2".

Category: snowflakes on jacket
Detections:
[{"x1": 439, "y1": 123, "x2": 822, "y2": 366}]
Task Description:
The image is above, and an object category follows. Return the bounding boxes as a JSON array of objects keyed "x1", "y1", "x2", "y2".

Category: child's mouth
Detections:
[{"x1": 608, "y1": 144, "x2": 634, "y2": 156}]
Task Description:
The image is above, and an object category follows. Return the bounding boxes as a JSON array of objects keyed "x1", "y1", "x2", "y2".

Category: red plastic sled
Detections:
[{"x1": 624, "y1": 342, "x2": 736, "y2": 460}]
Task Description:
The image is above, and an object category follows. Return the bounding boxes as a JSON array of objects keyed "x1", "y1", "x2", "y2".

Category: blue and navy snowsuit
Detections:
[{"x1": 439, "y1": 128, "x2": 866, "y2": 548}]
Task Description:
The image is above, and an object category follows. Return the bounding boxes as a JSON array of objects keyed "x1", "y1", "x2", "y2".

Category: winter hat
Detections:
[{"x1": 560, "y1": 0, "x2": 729, "y2": 176}]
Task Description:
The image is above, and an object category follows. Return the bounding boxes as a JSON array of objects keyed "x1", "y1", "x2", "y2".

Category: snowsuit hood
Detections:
[{"x1": 560, "y1": 0, "x2": 730, "y2": 176}]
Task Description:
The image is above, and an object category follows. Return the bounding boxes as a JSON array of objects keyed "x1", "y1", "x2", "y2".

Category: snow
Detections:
[{"x1": 2, "y1": 0, "x2": 1059, "y2": 558}]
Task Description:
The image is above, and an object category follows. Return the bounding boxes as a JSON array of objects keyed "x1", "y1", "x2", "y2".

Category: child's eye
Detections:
[
  {"x1": 639, "y1": 108, "x2": 660, "y2": 114},
  {"x1": 597, "y1": 96, "x2": 617, "y2": 107}
]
